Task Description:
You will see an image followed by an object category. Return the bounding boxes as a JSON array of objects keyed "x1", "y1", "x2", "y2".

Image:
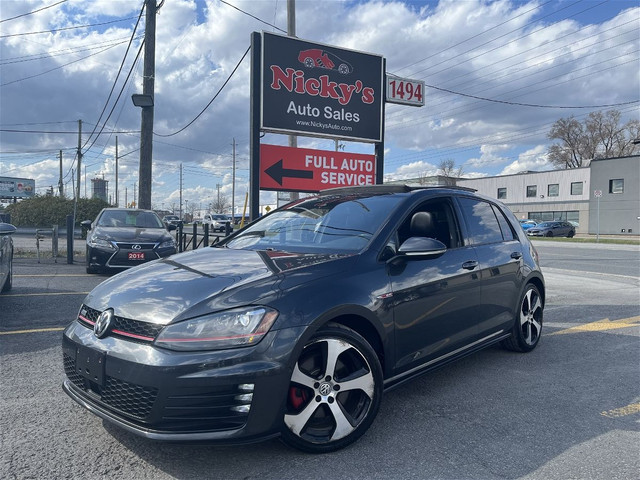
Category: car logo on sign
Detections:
[
  {"x1": 132, "y1": 244, "x2": 142, "y2": 250},
  {"x1": 94, "y1": 309, "x2": 114, "y2": 338}
]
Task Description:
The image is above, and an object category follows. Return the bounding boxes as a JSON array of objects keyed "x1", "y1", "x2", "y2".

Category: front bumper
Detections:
[
  {"x1": 87, "y1": 244, "x2": 176, "y2": 270},
  {"x1": 62, "y1": 320, "x2": 303, "y2": 442}
]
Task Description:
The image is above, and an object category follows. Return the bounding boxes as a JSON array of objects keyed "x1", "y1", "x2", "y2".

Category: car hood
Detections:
[
  {"x1": 91, "y1": 226, "x2": 172, "y2": 243},
  {"x1": 83, "y1": 247, "x2": 354, "y2": 325}
]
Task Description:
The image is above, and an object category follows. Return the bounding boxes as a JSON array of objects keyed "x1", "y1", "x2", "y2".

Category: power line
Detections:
[
  {"x1": 219, "y1": 0, "x2": 287, "y2": 34},
  {"x1": 154, "y1": 45, "x2": 251, "y2": 137},
  {"x1": 0, "y1": 16, "x2": 139, "y2": 38},
  {"x1": 82, "y1": 1, "x2": 146, "y2": 150},
  {"x1": 422, "y1": 84, "x2": 639, "y2": 109},
  {"x1": 0, "y1": 41, "x2": 127, "y2": 87},
  {"x1": 0, "y1": 0, "x2": 68, "y2": 23}
]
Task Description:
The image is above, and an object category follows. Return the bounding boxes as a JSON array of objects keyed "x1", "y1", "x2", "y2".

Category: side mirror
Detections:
[
  {"x1": 398, "y1": 237, "x2": 447, "y2": 257},
  {"x1": 80, "y1": 220, "x2": 92, "y2": 229},
  {"x1": 167, "y1": 224, "x2": 177, "y2": 232}
]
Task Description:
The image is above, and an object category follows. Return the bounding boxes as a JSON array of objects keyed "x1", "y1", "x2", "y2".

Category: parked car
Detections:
[
  {"x1": 519, "y1": 219, "x2": 537, "y2": 231},
  {"x1": 82, "y1": 208, "x2": 177, "y2": 274},
  {"x1": 63, "y1": 185, "x2": 545, "y2": 453},
  {"x1": 0, "y1": 222, "x2": 16, "y2": 292},
  {"x1": 162, "y1": 215, "x2": 180, "y2": 227},
  {"x1": 526, "y1": 221, "x2": 575, "y2": 238},
  {"x1": 203, "y1": 213, "x2": 231, "y2": 232}
]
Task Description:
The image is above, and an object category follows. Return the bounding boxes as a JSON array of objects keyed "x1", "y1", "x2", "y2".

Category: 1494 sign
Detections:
[{"x1": 386, "y1": 75, "x2": 425, "y2": 107}]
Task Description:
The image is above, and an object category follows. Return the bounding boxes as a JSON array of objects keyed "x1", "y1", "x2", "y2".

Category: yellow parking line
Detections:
[
  {"x1": 601, "y1": 403, "x2": 640, "y2": 418},
  {"x1": 547, "y1": 316, "x2": 640, "y2": 336},
  {"x1": 0, "y1": 327, "x2": 65, "y2": 335},
  {"x1": 3, "y1": 292, "x2": 89, "y2": 297}
]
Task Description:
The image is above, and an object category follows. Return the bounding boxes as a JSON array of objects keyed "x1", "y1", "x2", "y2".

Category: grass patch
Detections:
[{"x1": 530, "y1": 236, "x2": 639, "y2": 245}]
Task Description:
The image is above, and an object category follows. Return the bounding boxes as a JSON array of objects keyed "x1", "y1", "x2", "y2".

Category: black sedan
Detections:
[
  {"x1": 526, "y1": 221, "x2": 575, "y2": 238},
  {"x1": 0, "y1": 222, "x2": 16, "y2": 292},
  {"x1": 82, "y1": 208, "x2": 177, "y2": 274},
  {"x1": 63, "y1": 186, "x2": 544, "y2": 452}
]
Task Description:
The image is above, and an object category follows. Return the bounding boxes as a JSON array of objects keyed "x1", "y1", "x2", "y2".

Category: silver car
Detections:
[{"x1": 0, "y1": 222, "x2": 16, "y2": 292}]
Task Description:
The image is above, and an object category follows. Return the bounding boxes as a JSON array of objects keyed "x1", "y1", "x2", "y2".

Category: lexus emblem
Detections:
[
  {"x1": 131, "y1": 244, "x2": 142, "y2": 250},
  {"x1": 94, "y1": 309, "x2": 114, "y2": 338}
]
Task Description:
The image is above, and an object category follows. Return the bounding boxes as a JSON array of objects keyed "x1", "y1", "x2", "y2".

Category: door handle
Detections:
[
  {"x1": 510, "y1": 252, "x2": 522, "y2": 260},
  {"x1": 462, "y1": 260, "x2": 478, "y2": 270}
]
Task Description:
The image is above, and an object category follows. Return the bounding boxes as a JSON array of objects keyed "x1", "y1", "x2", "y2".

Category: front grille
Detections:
[
  {"x1": 102, "y1": 377, "x2": 158, "y2": 419},
  {"x1": 157, "y1": 385, "x2": 250, "y2": 432},
  {"x1": 78, "y1": 305, "x2": 163, "y2": 343},
  {"x1": 64, "y1": 351, "x2": 157, "y2": 420},
  {"x1": 114, "y1": 242, "x2": 156, "y2": 250}
]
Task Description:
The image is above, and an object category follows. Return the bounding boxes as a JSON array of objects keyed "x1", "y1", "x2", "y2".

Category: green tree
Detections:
[{"x1": 4, "y1": 196, "x2": 110, "y2": 227}]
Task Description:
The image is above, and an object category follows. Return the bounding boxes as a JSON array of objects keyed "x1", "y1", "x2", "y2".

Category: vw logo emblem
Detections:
[
  {"x1": 94, "y1": 309, "x2": 114, "y2": 338},
  {"x1": 318, "y1": 382, "x2": 332, "y2": 396},
  {"x1": 131, "y1": 244, "x2": 142, "y2": 250}
]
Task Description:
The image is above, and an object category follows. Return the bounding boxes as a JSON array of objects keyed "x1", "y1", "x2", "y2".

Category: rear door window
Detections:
[{"x1": 457, "y1": 197, "x2": 504, "y2": 245}]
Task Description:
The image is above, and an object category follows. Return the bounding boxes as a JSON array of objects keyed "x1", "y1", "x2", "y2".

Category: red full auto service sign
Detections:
[
  {"x1": 260, "y1": 144, "x2": 376, "y2": 192},
  {"x1": 261, "y1": 32, "x2": 384, "y2": 143}
]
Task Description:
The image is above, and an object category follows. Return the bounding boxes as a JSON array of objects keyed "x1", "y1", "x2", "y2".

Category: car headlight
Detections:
[
  {"x1": 88, "y1": 236, "x2": 115, "y2": 250},
  {"x1": 158, "y1": 239, "x2": 176, "y2": 249},
  {"x1": 155, "y1": 306, "x2": 279, "y2": 351}
]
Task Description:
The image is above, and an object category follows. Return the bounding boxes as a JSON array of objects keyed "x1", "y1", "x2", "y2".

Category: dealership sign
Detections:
[
  {"x1": 261, "y1": 32, "x2": 384, "y2": 143},
  {"x1": 260, "y1": 144, "x2": 376, "y2": 192},
  {"x1": 0, "y1": 176, "x2": 35, "y2": 199}
]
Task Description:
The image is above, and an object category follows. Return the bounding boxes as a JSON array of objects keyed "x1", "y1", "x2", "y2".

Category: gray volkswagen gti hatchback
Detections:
[{"x1": 62, "y1": 185, "x2": 544, "y2": 453}]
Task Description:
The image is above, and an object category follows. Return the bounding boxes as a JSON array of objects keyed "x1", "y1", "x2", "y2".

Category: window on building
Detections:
[
  {"x1": 497, "y1": 188, "x2": 507, "y2": 199},
  {"x1": 609, "y1": 179, "x2": 624, "y2": 194},
  {"x1": 526, "y1": 185, "x2": 537, "y2": 198},
  {"x1": 571, "y1": 182, "x2": 583, "y2": 195},
  {"x1": 548, "y1": 184, "x2": 559, "y2": 197}
]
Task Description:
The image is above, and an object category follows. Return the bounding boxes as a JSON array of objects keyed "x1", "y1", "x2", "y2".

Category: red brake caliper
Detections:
[{"x1": 289, "y1": 386, "x2": 309, "y2": 410}]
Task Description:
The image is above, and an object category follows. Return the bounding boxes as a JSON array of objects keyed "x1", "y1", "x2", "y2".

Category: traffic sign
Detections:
[
  {"x1": 594, "y1": 190, "x2": 602, "y2": 197},
  {"x1": 260, "y1": 144, "x2": 376, "y2": 192}
]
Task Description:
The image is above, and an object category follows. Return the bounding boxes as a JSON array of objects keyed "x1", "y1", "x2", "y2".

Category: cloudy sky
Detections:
[{"x1": 1, "y1": 0, "x2": 638, "y2": 214}]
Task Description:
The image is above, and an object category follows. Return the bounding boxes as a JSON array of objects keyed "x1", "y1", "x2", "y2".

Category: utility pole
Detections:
[
  {"x1": 76, "y1": 119, "x2": 82, "y2": 201},
  {"x1": 138, "y1": 0, "x2": 156, "y2": 210},
  {"x1": 115, "y1": 136, "x2": 119, "y2": 207},
  {"x1": 232, "y1": 138, "x2": 236, "y2": 220},
  {"x1": 287, "y1": 0, "x2": 298, "y2": 203},
  {"x1": 58, "y1": 150, "x2": 64, "y2": 197},
  {"x1": 179, "y1": 163, "x2": 183, "y2": 219}
]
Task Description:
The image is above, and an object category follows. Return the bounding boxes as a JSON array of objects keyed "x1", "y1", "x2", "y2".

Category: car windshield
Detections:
[
  {"x1": 536, "y1": 222, "x2": 554, "y2": 228},
  {"x1": 98, "y1": 210, "x2": 164, "y2": 228},
  {"x1": 224, "y1": 193, "x2": 403, "y2": 253}
]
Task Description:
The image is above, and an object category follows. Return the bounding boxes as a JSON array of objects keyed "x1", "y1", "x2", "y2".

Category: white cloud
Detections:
[{"x1": 2, "y1": 0, "x2": 637, "y2": 210}]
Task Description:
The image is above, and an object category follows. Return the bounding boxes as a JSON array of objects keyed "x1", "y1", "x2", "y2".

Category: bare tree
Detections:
[
  {"x1": 210, "y1": 194, "x2": 231, "y2": 214},
  {"x1": 438, "y1": 159, "x2": 464, "y2": 185},
  {"x1": 547, "y1": 109, "x2": 640, "y2": 169}
]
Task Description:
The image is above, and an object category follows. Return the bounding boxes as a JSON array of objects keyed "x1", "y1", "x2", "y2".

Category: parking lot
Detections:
[{"x1": 1, "y1": 241, "x2": 639, "y2": 479}]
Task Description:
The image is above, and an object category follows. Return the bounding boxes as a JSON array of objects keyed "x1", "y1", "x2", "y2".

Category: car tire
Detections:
[
  {"x1": 502, "y1": 284, "x2": 543, "y2": 353},
  {"x1": 545, "y1": 231, "x2": 553, "y2": 237},
  {"x1": 1, "y1": 249, "x2": 12, "y2": 292},
  {"x1": 281, "y1": 323, "x2": 383, "y2": 453},
  {"x1": 567, "y1": 231, "x2": 575, "y2": 238}
]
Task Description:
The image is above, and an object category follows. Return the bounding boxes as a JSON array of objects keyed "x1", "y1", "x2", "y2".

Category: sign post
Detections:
[{"x1": 594, "y1": 189, "x2": 602, "y2": 242}]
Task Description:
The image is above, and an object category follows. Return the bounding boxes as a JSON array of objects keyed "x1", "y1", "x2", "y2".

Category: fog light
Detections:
[
  {"x1": 231, "y1": 405, "x2": 250, "y2": 413},
  {"x1": 234, "y1": 393, "x2": 253, "y2": 402}
]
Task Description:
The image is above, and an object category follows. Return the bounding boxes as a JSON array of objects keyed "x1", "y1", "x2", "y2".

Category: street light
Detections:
[{"x1": 131, "y1": 94, "x2": 154, "y2": 107}]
